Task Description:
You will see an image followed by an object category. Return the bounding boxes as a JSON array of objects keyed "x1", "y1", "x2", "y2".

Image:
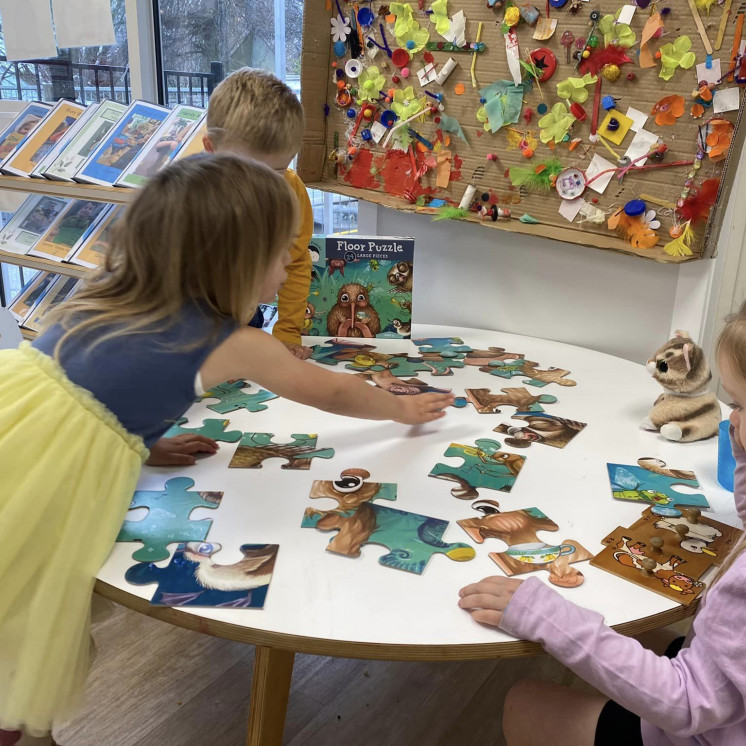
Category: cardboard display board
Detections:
[{"x1": 299, "y1": 1, "x2": 746, "y2": 263}]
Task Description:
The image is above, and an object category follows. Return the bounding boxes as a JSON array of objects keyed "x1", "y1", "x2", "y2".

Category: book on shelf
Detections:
[
  {"x1": 116, "y1": 104, "x2": 204, "y2": 187},
  {"x1": 69, "y1": 204, "x2": 124, "y2": 268},
  {"x1": 21, "y1": 274, "x2": 80, "y2": 333},
  {"x1": 75, "y1": 100, "x2": 170, "y2": 186},
  {"x1": 1, "y1": 100, "x2": 87, "y2": 177},
  {"x1": 0, "y1": 101, "x2": 31, "y2": 137},
  {"x1": 306, "y1": 235, "x2": 414, "y2": 339},
  {"x1": 172, "y1": 115, "x2": 207, "y2": 161},
  {"x1": 7, "y1": 271, "x2": 56, "y2": 322},
  {"x1": 0, "y1": 102, "x2": 52, "y2": 162},
  {"x1": 28, "y1": 199, "x2": 110, "y2": 263},
  {"x1": 0, "y1": 194, "x2": 70, "y2": 255},
  {"x1": 34, "y1": 100, "x2": 127, "y2": 182}
]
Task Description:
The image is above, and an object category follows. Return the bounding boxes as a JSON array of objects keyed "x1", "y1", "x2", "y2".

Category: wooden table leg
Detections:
[{"x1": 247, "y1": 645, "x2": 295, "y2": 746}]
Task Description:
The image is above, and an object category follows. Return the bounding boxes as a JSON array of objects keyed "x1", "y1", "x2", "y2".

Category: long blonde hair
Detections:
[{"x1": 48, "y1": 153, "x2": 298, "y2": 352}]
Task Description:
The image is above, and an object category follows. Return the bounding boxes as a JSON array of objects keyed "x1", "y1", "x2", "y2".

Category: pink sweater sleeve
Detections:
[{"x1": 499, "y1": 567, "x2": 746, "y2": 737}]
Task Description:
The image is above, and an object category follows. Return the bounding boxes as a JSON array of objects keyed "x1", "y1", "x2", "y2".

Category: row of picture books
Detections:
[
  {"x1": 0, "y1": 98, "x2": 206, "y2": 263},
  {"x1": 7, "y1": 271, "x2": 81, "y2": 334}
]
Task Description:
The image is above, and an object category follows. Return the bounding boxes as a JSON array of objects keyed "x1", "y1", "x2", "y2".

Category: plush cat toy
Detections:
[{"x1": 641, "y1": 330, "x2": 720, "y2": 442}]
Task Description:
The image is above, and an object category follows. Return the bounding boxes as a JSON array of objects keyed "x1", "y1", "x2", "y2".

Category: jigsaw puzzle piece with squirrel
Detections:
[
  {"x1": 463, "y1": 347, "x2": 525, "y2": 366},
  {"x1": 458, "y1": 505, "x2": 593, "y2": 588},
  {"x1": 116, "y1": 477, "x2": 223, "y2": 561},
  {"x1": 481, "y1": 360, "x2": 577, "y2": 388},
  {"x1": 125, "y1": 541, "x2": 278, "y2": 608},
  {"x1": 164, "y1": 417, "x2": 242, "y2": 443},
  {"x1": 429, "y1": 438, "x2": 526, "y2": 499},
  {"x1": 464, "y1": 387, "x2": 558, "y2": 414},
  {"x1": 493, "y1": 411, "x2": 587, "y2": 449},
  {"x1": 201, "y1": 379, "x2": 277, "y2": 414},
  {"x1": 229, "y1": 432, "x2": 335, "y2": 469}
]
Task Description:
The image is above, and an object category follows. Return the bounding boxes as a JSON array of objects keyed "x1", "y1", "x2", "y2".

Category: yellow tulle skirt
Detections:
[{"x1": 0, "y1": 343, "x2": 148, "y2": 736}]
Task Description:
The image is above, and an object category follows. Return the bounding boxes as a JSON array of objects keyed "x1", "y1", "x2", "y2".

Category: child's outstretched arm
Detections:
[{"x1": 201, "y1": 327, "x2": 453, "y2": 425}]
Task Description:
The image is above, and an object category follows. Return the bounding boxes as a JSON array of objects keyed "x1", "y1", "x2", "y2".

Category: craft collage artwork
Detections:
[
  {"x1": 119, "y1": 335, "x2": 742, "y2": 612},
  {"x1": 297, "y1": 0, "x2": 746, "y2": 262}
]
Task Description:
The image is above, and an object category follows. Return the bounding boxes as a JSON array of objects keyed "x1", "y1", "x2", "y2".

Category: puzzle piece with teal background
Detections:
[
  {"x1": 419, "y1": 353, "x2": 466, "y2": 376},
  {"x1": 481, "y1": 360, "x2": 576, "y2": 388},
  {"x1": 412, "y1": 337, "x2": 473, "y2": 357},
  {"x1": 480, "y1": 359, "x2": 533, "y2": 381},
  {"x1": 163, "y1": 417, "x2": 242, "y2": 442},
  {"x1": 116, "y1": 477, "x2": 223, "y2": 561},
  {"x1": 201, "y1": 380, "x2": 277, "y2": 414},
  {"x1": 302, "y1": 502, "x2": 474, "y2": 574},
  {"x1": 229, "y1": 432, "x2": 335, "y2": 469},
  {"x1": 607, "y1": 462, "x2": 710, "y2": 511},
  {"x1": 430, "y1": 438, "x2": 526, "y2": 499},
  {"x1": 345, "y1": 355, "x2": 431, "y2": 377},
  {"x1": 310, "y1": 339, "x2": 377, "y2": 366},
  {"x1": 125, "y1": 542, "x2": 277, "y2": 608},
  {"x1": 464, "y1": 387, "x2": 558, "y2": 414}
]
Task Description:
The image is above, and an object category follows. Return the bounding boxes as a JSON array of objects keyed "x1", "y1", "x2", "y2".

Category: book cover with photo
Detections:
[
  {"x1": 75, "y1": 100, "x2": 170, "y2": 186},
  {"x1": 8, "y1": 271, "x2": 55, "y2": 322},
  {"x1": 28, "y1": 199, "x2": 109, "y2": 262},
  {"x1": 0, "y1": 102, "x2": 52, "y2": 161},
  {"x1": 172, "y1": 114, "x2": 207, "y2": 161},
  {"x1": 37, "y1": 100, "x2": 126, "y2": 181},
  {"x1": 116, "y1": 104, "x2": 204, "y2": 187},
  {"x1": 22, "y1": 275, "x2": 80, "y2": 332},
  {"x1": 1, "y1": 100, "x2": 86, "y2": 176},
  {"x1": 70, "y1": 204, "x2": 124, "y2": 268},
  {"x1": 0, "y1": 194, "x2": 69, "y2": 255},
  {"x1": 306, "y1": 235, "x2": 414, "y2": 339}
]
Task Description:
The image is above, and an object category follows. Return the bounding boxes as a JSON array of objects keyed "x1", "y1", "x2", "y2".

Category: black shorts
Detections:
[{"x1": 594, "y1": 636, "x2": 685, "y2": 745}]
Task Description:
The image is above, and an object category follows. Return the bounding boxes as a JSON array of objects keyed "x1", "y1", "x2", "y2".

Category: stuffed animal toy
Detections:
[{"x1": 641, "y1": 330, "x2": 720, "y2": 442}]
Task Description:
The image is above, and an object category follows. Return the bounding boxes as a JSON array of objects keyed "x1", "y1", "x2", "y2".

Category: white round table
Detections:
[{"x1": 96, "y1": 324, "x2": 736, "y2": 745}]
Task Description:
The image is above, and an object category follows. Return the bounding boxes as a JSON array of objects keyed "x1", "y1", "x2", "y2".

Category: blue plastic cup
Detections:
[{"x1": 718, "y1": 420, "x2": 735, "y2": 492}]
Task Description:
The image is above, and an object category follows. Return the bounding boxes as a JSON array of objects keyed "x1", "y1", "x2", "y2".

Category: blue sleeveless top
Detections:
[{"x1": 33, "y1": 305, "x2": 238, "y2": 447}]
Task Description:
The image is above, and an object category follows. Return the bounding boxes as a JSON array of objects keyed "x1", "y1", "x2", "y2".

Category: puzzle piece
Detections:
[
  {"x1": 229, "y1": 432, "x2": 335, "y2": 469},
  {"x1": 307, "y1": 468, "x2": 398, "y2": 511},
  {"x1": 116, "y1": 477, "x2": 223, "y2": 561},
  {"x1": 464, "y1": 387, "x2": 558, "y2": 414},
  {"x1": 418, "y1": 352, "x2": 466, "y2": 376},
  {"x1": 355, "y1": 369, "x2": 456, "y2": 397},
  {"x1": 493, "y1": 411, "x2": 587, "y2": 449},
  {"x1": 463, "y1": 347, "x2": 525, "y2": 366},
  {"x1": 607, "y1": 457, "x2": 710, "y2": 511},
  {"x1": 125, "y1": 541, "x2": 278, "y2": 608},
  {"x1": 163, "y1": 417, "x2": 242, "y2": 443},
  {"x1": 201, "y1": 380, "x2": 278, "y2": 414},
  {"x1": 302, "y1": 501, "x2": 475, "y2": 574},
  {"x1": 310, "y1": 338, "x2": 377, "y2": 366},
  {"x1": 458, "y1": 506, "x2": 593, "y2": 588},
  {"x1": 345, "y1": 354, "x2": 431, "y2": 377},
  {"x1": 412, "y1": 336, "x2": 473, "y2": 357},
  {"x1": 482, "y1": 360, "x2": 577, "y2": 388},
  {"x1": 430, "y1": 438, "x2": 526, "y2": 499}
]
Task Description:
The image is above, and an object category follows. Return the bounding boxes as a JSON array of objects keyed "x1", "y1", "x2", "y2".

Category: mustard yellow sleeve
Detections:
[{"x1": 274, "y1": 170, "x2": 314, "y2": 345}]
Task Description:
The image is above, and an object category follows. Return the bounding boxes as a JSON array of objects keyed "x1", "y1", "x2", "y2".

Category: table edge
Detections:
[{"x1": 95, "y1": 580, "x2": 697, "y2": 661}]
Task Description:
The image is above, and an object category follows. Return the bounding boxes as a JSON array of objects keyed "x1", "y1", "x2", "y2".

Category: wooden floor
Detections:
[{"x1": 55, "y1": 599, "x2": 690, "y2": 746}]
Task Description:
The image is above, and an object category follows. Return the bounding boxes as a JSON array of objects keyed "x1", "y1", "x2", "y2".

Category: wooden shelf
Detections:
[
  {"x1": 0, "y1": 248, "x2": 88, "y2": 278},
  {"x1": 20, "y1": 327, "x2": 37, "y2": 340},
  {"x1": 0, "y1": 173, "x2": 134, "y2": 204}
]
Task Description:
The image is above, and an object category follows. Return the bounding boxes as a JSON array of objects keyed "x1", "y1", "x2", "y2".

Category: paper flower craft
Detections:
[
  {"x1": 691, "y1": 85, "x2": 713, "y2": 118},
  {"x1": 430, "y1": 0, "x2": 452, "y2": 37},
  {"x1": 357, "y1": 66, "x2": 385, "y2": 102},
  {"x1": 598, "y1": 13, "x2": 636, "y2": 48},
  {"x1": 644, "y1": 210, "x2": 661, "y2": 231},
  {"x1": 389, "y1": 2, "x2": 430, "y2": 53},
  {"x1": 705, "y1": 119, "x2": 734, "y2": 162},
  {"x1": 538, "y1": 102, "x2": 576, "y2": 144},
  {"x1": 608, "y1": 207, "x2": 659, "y2": 249},
  {"x1": 658, "y1": 36, "x2": 696, "y2": 81},
  {"x1": 330, "y1": 15, "x2": 351, "y2": 43},
  {"x1": 651, "y1": 95, "x2": 685, "y2": 126},
  {"x1": 556, "y1": 73, "x2": 597, "y2": 103},
  {"x1": 391, "y1": 86, "x2": 424, "y2": 119}
]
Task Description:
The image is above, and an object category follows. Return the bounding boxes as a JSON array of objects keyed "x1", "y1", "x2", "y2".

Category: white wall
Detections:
[{"x1": 360, "y1": 201, "x2": 715, "y2": 363}]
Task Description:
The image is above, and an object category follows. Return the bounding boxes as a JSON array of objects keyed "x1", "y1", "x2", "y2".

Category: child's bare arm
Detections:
[{"x1": 201, "y1": 327, "x2": 453, "y2": 425}]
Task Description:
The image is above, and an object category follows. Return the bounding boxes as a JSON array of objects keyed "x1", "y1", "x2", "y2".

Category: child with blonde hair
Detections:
[
  {"x1": 459, "y1": 303, "x2": 746, "y2": 746},
  {"x1": 0, "y1": 155, "x2": 452, "y2": 745},
  {"x1": 205, "y1": 67, "x2": 315, "y2": 360}
]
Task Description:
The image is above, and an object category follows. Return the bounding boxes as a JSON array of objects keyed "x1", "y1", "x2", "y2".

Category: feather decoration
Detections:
[
  {"x1": 508, "y1": 159, "x2": 564, "y2": 192},
  {"x1": 608, "y1": 207, "x2": 659, "y2": 249},
  {"x1": 579, "y1": 45, "x2": 633, "y2": 76},
  {"x1": 432, "y1": 206, "x2": 470, "y2": 221},
  {"x1": 677, "y1": 178, "x2": 719, "y2": 225},
  {"x1": 663, "y1": 221, "x2": 695, "y2": 257}
]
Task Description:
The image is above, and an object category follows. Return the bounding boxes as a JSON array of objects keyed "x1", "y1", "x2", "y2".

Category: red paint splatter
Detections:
[
  {"x1": 449, "y1": 153, "x2": 463, "y2": 183},
  {"x1": 341, "y1": 148, "x2": 380, "y2": 190},
  {"x1": 476, "y1": 131, "x2": 483, "y2": 137},
  {"x1": 376, "y1": 149, "x2": 438, "y2": 199}
]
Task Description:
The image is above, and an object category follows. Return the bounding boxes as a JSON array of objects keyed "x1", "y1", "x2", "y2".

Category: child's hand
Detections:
[
  {"x1": 284, "y1": 342, "x2": 312, "y2": 360},
  {"x1": 393, "y1": 392, "x2": 454, "y2": 425},
  {"x1": 146, "y1": 434, "x2": 219, "y2": 466},
  {"x1": 458, "y1": 576, "x2": 524, "y2": 627}
]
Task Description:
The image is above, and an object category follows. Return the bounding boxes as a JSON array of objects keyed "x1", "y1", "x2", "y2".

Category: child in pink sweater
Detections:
[{"x1": 459, "y1": 303, "x2": 746, "y2": 746}]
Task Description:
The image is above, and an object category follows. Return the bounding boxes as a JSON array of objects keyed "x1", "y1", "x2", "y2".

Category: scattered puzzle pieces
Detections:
[
  {"x1": 412, "y1": 336, "x2": 473, "y2": 357},
  {"x1": 458, "y1": 506, "x2": 593, "y2": 588},
  {"x1": 607, "y1": 457, "x2": 710, "y2": 511},
  {"x1": 310, "y1": 338, "x2": 378, "y2": 366},
  {"x1": 463, "y1": 347, "x2": 524, "y2": 366},
  {"x1": 493, "y1": 411, "x2": 587, "y2": 449},
  {"x1": 116, "y1": 477, "x2": 223, "y2": 561},
  {"x1": 481, "y1": 360, "x2": 577, "y2": 387},
  {"x1": 125, "y1": 542, "x2": 278, "y2": 608},
  {"x1": 229, "y1": 432, "x2": 335, "y2": 469},
  {"x1": 201, "y1": 380, "x2": 277, "y2": 414},
  {"x1": 463, "y1": 387, "x2": 558, "y2": 414},
  {"x1": 430, "y1": 438, "x2": 526, "y2": 499},
  {"x1": 163, "y1": 417, "x2": 242, "y2": 443}
]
